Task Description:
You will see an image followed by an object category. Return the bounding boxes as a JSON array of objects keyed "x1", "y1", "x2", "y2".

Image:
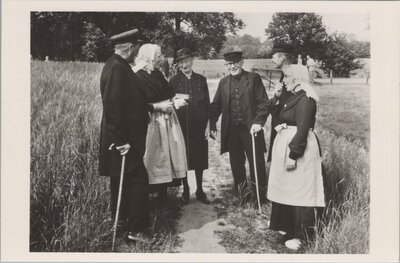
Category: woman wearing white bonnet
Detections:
[
  {"x1": 133, "y1": 43, "x2": 188, "y2": 206},
  {"x1": 267, "y1": 63, "x2": 325, "y2": 251}
]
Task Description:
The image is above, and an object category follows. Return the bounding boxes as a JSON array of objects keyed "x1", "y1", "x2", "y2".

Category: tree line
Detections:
[{"x1": 31, "y1": 12, "x2": 370, "y2": 77}]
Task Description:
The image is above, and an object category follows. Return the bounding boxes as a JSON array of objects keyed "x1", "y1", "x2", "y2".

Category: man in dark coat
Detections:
[
  {"x1": 266, "y1": 43, "x2": 295, "y2": 162},
  {"x1": 210, "y1": 51, "x2": 270, "y2": 204},
  {"x1": 99, "y1": 29, "x2": 151, "y2": 243},
  {"x1": 170, "y1": 48, "x2": 211, "y2": 205}
]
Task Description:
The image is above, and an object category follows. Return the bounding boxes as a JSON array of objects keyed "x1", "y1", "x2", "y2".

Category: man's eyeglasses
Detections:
[{"x1": 224, "y1": 62, "x2": 237, "y2": 67}]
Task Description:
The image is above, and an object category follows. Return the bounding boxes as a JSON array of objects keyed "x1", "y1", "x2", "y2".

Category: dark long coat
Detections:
[
  {"x1": 266, "y1": 75, "x2": 293, "y2": 161},
  {"x1": 99, "y1": 54, "x2": 149, "y2": 178},
  {"x1": 170, "y1": 71, "x2": 210, "y2": 170},
  {"x1": 210, "y1": 70, "x2": 270, "y2": 154},
  {"x1": 279, "y1": 89, "x2": 318, "y2": 159}
]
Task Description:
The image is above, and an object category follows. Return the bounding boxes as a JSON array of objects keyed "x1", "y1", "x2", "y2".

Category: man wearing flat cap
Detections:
[
  {"x1": 210, "y1": 50, "x2": 269, "y2": 204},
  {"x1": 169, "y1": 47, "x2": 211, "y2": 205},
  {"x1": 99, "y1": 28, "x2": 151, "y2": 243}
]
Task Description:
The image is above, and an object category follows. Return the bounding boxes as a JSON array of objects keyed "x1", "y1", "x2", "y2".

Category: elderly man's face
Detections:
[
  {"x1": 153, "y1": 47, "x2": 165, "y2": 69},
  {"x1": 178, "y1": 57, "x2": 194, "y2": 74},
  {"x1": 224, "y1": 60, "x2": 243, "y2": 76},
  {"x1": 272, "y1": 53, "x2": 287, "y2": 68}
]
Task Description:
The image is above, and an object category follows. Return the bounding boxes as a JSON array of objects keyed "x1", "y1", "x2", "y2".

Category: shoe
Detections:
[
  {"x1": 196, "y1": 191, "x2": 211, "y2": 205},
  {"x1": 181, "y1": 190, "x2": 190, "y2": 205},
  {"x1": 285, "y1": 238, "x2": 302, "y2": 250},
  {"x1": 126, "y1": 231, "x2": 153, "y2": 244}
]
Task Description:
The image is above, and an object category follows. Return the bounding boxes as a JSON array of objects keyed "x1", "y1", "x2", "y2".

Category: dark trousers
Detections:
[
  {"x1": 227, "y1": 124, "x2": 267, "y2": 201},
  {"x1": 110, "y1": 161, "x2": 149, "y2": 233}
]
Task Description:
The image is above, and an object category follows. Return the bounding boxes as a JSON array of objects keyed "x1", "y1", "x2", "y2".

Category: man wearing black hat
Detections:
[
  {"x1": 266, "y1": 43, "x2": 295, "y2": 162},
  {"x1": 210, "y1": 51, "x2": 269, "y2": 204},
  {"x1": 169, "y1": 48, "x2": 211, "y2": 205},
  {"x1": 99, "y1": 29, "x2": 151, "y2": 243}
]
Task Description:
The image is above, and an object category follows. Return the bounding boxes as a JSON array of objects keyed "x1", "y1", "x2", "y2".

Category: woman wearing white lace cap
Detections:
[
  {"x1": 132, "y1": 43, "x2": 188, "y2": 206},
  {"x1": 267, "y1": 64, "x2": 325, "y2": 251}
]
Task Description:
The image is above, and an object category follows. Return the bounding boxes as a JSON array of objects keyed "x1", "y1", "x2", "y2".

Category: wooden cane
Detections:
[
  {"x1": 112, "y1": 155, "x2": 126, "y2": 251},
  {"x1": 251, "y1": 133, "x2": 262, "y2": 214}
]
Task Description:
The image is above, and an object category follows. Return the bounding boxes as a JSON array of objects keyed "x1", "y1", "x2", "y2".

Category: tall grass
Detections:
[
  {"x1": 31, "y1": 61, "x2": 111, "y2": 251},
  {"x1": 307, "y1": 129, "x2": 369, "y2": 253},
  {"x1": 30, "y1": 61, "x2": 180, "y2": 252}
]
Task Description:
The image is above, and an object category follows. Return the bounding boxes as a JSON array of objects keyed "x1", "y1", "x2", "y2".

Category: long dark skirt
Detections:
[
  {"x1": 269, "y1": 202, "x2": 323, "y2": 240},
  {"x1": 182, "y1": 129, "x2": 208, "y2": 171}
]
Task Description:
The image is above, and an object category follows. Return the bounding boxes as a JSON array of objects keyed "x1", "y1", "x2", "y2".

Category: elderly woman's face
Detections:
[
  {"x1": 178, "y1": 57, "x2": 194, "y2": 74},
  {"x1": 153, "y1": 48, "x2": 164, "y2": 69},
  {"x1": 283, "y1": 71, "x2": 298, "y2": 92}
]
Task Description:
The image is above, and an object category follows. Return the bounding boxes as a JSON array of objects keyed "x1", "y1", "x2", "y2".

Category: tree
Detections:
[
  {"x1": 219, "y1": 34, "x2": 272, "y2": 58},
  {"x1": 265, "y1": 13, "x2": 370, "y2": 77},
  {"x1": 265, "y1": 13, "x2": 328, "y2": 60},
  {"x1": 323, "y1": 33, "x2": 360, "y2": 77},
  {"x1": 31, "y1": 12, "x2": 244, "y2": 61}
]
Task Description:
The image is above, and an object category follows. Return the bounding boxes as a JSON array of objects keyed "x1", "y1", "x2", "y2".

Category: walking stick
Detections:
[
  {"x1": 251, "y1": 133, "x2": 262, "y2": 214},
  {"x1": 112, "y1": 155, "x2": 126, "y2": 251}
]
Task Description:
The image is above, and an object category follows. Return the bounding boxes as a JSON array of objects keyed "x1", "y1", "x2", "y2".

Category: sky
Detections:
[{"x1": 234, "y1": 13, "x2": 370, "y2": 42}]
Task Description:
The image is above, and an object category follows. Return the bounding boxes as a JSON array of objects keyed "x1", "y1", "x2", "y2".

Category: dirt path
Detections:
[{"x1": 175, "y1": 139, "x2": 232, "y2": 253}]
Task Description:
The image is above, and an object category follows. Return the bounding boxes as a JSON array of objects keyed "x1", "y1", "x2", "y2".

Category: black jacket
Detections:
[
  {"x1": 279, "y1": 90, "x2": 317, "y2": 160},
  {"x1": 210, "y1": 70, "x2": 269, "y2": 154},
  {"x1": 99, "y1": 54, "x2": 149, "y2": 177},
  {"x1": 170, "y1": 71, "x2": 210, "y2": 170}
]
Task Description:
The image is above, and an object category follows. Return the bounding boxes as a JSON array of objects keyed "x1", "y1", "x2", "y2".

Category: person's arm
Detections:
[
  {"x1": 288, "y1": 96, "x2": 316, "y2": 160},
  {"x1": 103, "y1": 64, "x2": 128, "y2": 148},
  {"x1": 209, "y1": 80, "x2": 223, "y2": 133}
]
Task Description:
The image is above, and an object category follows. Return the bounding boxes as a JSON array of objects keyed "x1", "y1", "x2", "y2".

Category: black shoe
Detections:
[
  {"x1": 196, "y1": 191, "x2": 211, "y2": 205},
  {"x1": 181, "y1": 190, "x2": 190, "y2": 205},
  {"x1": 126, "y1": 231, "x2": 153, "y2": 244}
]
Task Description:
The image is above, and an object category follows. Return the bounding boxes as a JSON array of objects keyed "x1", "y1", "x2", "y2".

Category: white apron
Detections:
[
  {"x1": 144, "y1": 107, "x2": 188, "y2": 185},
  {"x1": 267, "y1": 125, "x2": 325, "y2": 207}
]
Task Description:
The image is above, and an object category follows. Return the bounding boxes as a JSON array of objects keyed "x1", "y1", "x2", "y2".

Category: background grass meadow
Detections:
[{"x1": 31, "y1": 59, "x2": 370, "y2": 253}]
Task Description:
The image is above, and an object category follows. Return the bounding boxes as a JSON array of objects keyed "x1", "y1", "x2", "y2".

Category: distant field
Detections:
[
  {"x1": 207, "y1": 79, "x2": 370, "y2": 149},
  {"x1": 192, "y1": 59, "x2": 278, "y2": 79}
]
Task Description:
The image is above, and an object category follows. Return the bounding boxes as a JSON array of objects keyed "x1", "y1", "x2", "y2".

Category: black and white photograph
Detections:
[{"x1": 1, "y1": 0, "x2": 399, "y2": 262}]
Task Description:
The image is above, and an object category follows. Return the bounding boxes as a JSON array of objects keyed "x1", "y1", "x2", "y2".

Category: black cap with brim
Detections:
[
  {"x1": 110, "y1": 29, "x2": 142, "y2": 45},
  {"x1": 174, "y1": 48, "x2": 197, "y2": 63},
  {"x1": 223, "y1": 51, "x2": 243, "y2": 63}
]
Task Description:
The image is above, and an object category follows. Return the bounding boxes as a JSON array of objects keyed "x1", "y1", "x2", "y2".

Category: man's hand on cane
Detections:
[
  {"x1": 116, "y1": 143, "x2": 130, "y2": 156},
  {"x1": 250, "y1": 124, "x2": 262, "y2": 136}
]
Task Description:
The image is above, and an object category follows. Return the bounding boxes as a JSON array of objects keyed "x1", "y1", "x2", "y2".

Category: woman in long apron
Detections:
[
  {"x1": 132, "y1": 44, "x2": 188, "y2": 205},
  {"x1": 267, "y1": 66, "x2": 325, "y2": 251}
]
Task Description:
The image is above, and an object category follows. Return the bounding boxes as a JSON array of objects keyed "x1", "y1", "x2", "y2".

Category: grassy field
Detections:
[
  {"x1": 31, "y1": 60, "x2": 370, "y2": 253},
  {"x1": 206, "y1": 78, "x2": 370, "y2": 253},
  {"x1": 30, "y1": 61, "x2": 182, "y2": 252}
]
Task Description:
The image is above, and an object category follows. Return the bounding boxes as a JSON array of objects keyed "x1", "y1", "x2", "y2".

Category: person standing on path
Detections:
[
  {"x1": 266, "y1": 43, "x2": 296, "y2": 162},
  {"x1": 267, "y1": 69, "x2": 324, "y2": 251},
  {"x1": 169, "y1": 48, "x2": 211, "y2": 205},
  {"x1": 132, "y1": 44, "x2": 188, "y2": 206},
  {"x1": 99, "y1": 29, "x2": 152, "y2": 243},
  {"x1": 209, "y1": 50, "x2": 270, "y2": 204}
]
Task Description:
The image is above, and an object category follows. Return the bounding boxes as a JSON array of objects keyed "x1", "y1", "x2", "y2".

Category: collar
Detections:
[
  {"x1": 231, "y1": 70, "x2": 243, "y2": 80},
  {"x1": 182, "y1": 70, "x2": 193, "y2": 79}
]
